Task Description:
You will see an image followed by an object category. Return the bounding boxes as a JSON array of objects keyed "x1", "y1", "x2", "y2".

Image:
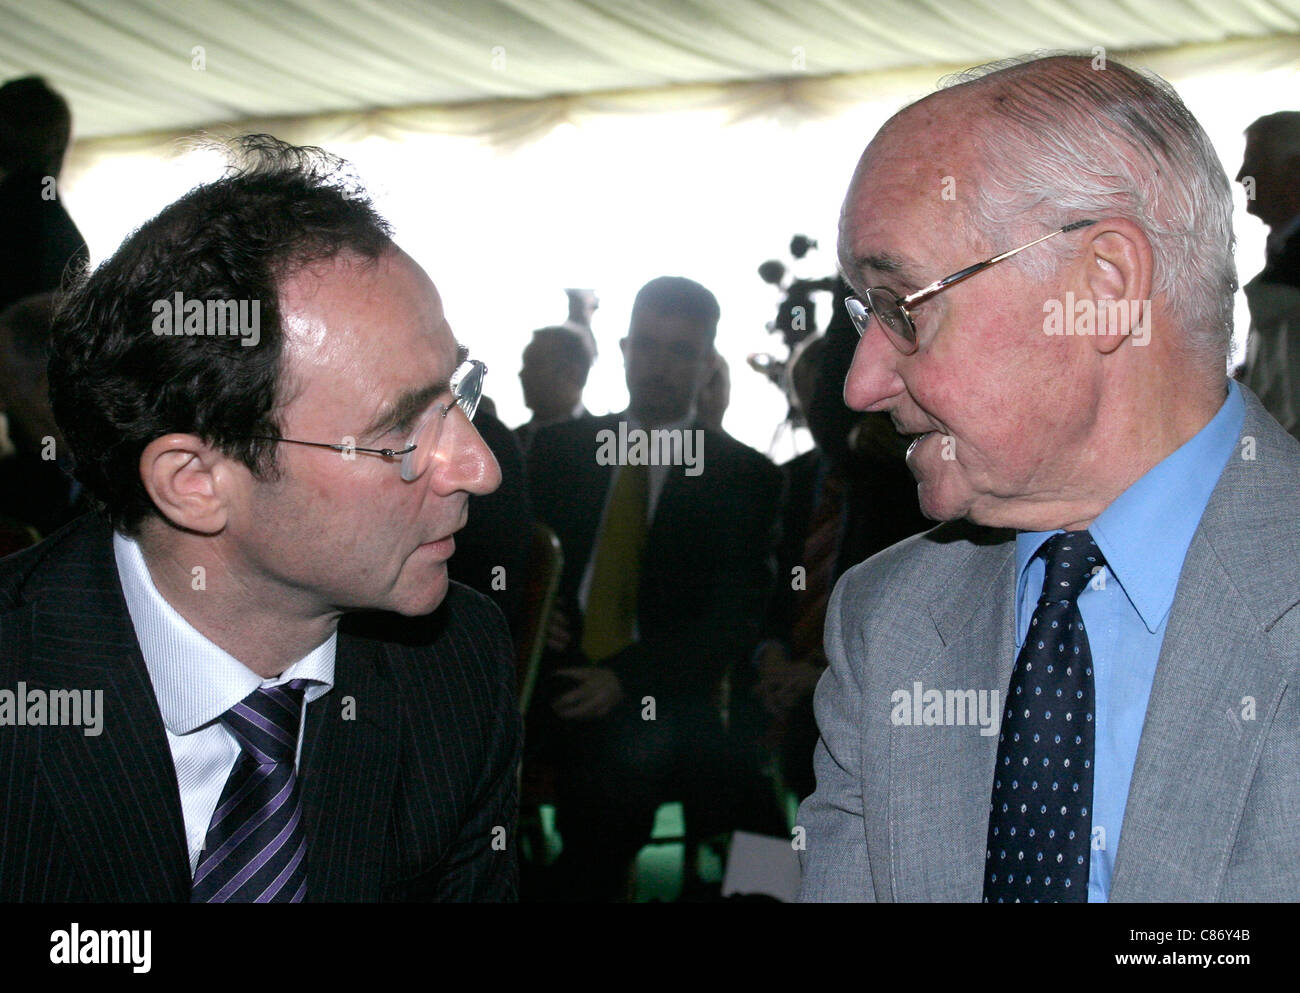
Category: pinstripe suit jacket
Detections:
[
  {"x1": 0, "y1": 514, "x2": 520, "y2": 901},
  {"x1": 798, "y1": 386, "x2": 1300, "y2": 901}
]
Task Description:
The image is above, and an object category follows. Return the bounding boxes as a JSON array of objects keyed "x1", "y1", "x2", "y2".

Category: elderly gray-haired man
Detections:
[{"x1": 798, "y1": 53, "x2": 1300, "y2": 902}]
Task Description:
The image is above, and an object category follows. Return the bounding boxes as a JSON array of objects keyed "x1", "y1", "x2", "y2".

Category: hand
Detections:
[
  {"x1": 546, "y1": 606, "x2": 572, "y2": 653},
  {"x1": 552, "y1": 667, "x2": 624, "y2": 721}
]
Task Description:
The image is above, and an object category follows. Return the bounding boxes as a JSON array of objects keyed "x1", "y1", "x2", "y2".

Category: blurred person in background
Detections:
[
  {"x1": 528, "y1": 275, "x2": 780, "y2": 901},
  {"x1": 515, "y1": 325, "x2": 593, "y2": 452},
  {"x1": 1235, "y1": 111, "x2": 1300, "y2": 440},
  {"x1": 0, "y1": 76, "x2": 87, "y2": 313},
  {"x1": 0, "y1": 292, "x2": 85, "y2": 542}
]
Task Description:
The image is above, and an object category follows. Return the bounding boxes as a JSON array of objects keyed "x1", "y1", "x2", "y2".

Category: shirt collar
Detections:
[
  {"x1": 113, "y1": 531, "x2": 336, "y2": 735},
  {"x1": 1015, "y1": 379, "x2": 1244, "y2": 633}
]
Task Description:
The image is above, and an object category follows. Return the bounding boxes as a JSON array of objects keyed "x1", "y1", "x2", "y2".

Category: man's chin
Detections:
[
  {"x1": 915, "y1": 476, "x2": 971, "y2": 525},
  {"x1": 382, "y1": 562, "x2": 451, "y2": 617}
]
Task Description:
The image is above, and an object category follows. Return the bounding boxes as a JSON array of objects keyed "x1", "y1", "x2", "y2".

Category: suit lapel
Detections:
[
  {"x1": 889, "y1": 536, "x2": 1016, "y2": 901},
  {"x1": 1109, "y1": 540, "x2": 1289, "y2": 901},
  {"x1": 29, "y1": 519, "x2": 191, "y2": 900},
  {"x1": 1112, "y1": 392, "x2": 1299, "y2": 901},
  {"x1": 299, "y1": 628, "x2": 401, "y2": 901}
]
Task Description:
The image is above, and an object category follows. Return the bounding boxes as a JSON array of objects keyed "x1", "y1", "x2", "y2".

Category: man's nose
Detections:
[
  {"x1": 429, "y1": 408, "x2": 502, "y2": 496},
  {"x1": 843, "y1": 317, "x2": 905, "y2": 412}
]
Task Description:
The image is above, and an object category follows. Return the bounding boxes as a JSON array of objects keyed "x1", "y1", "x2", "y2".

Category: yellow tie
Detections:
[{"x1": 582, "y1": 462, "x2": 649, "y2": 663}]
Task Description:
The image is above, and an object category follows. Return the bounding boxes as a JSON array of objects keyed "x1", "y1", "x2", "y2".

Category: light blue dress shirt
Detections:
[
  {"x1": 1013, "y1": 379, "x2": 1243, "y2": 902},
  {"x1": 113, "y1": 532, "x2": 336, "y2": 874}
]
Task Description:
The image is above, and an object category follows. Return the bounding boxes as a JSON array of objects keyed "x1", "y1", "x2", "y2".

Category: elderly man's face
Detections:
[
  {"x1": 839, "y1": 103, "x2": 1096, "y2": 527},
  {"x1": 235, "y1": 246, "x2": 500, "y2": 617}
]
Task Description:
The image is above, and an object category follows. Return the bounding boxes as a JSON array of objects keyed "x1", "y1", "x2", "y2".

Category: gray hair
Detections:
[{"x1": 938, "y1": 54, "x2": 1236, "y2": 365}]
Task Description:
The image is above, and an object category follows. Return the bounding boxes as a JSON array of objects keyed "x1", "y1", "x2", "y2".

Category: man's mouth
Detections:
[
  {"x1": 419, "y1": 531, "x2": 458, "y2": 557},
  {"x1": 905, "y1": 431, "x2": 935, "y2": 459}
]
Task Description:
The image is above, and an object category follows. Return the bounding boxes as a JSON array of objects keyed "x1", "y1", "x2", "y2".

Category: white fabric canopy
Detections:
[
  {"x1": 6, "y1": 2, "x2": 1296, "y2": 453},
  {"x1": 1, "y1": 0, "x2": 1298, "y2": 139}
]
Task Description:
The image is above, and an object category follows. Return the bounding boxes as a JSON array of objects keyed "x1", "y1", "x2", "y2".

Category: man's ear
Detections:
[
  {"x1": 138, "y1": 434, "x2": 235, "y2": 535},
  {"x1": 1074, "y1": 218, "x2": 1155, "y2": 355}
]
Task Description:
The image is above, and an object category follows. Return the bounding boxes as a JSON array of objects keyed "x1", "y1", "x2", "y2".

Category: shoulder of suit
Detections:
[
  {"x1": 1199, "y1": 388, "x2": 1300, "y2": 631},
  {"x1": 532, "y1": 413, "x2": 619, "y2": 447},
  {"x1": 0, "y1": 512, "x2": 111, "y2": 613},
  {"x1": 836, "y1": 518, "x2": 1013, "y2": 606},
  {"x1": 700, "y1": 427, "x2": 781, "y2": 481}
]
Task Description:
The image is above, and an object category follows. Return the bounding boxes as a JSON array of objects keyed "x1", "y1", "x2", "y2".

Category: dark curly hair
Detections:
[{"x1": 48, "y1": 134, "x2": 393, "y2": 533}]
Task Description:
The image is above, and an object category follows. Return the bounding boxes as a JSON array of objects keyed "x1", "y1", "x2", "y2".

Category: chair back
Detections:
[{"x1": 516, "y1": 522, "x2": 563, "y2": 713}]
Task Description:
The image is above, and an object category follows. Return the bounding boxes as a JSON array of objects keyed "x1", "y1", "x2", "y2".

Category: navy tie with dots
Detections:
[{"x1": 983, "y1": 531, "x2": 1102, "y2": 903}]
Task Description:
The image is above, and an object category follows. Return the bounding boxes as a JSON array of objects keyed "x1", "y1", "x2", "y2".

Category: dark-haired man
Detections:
[
  {"x1": 0, "y1": 137, "x2": 520, "y2": 901},
  {"x1": 529, "y1": 276, "x2": 781, "y2": 900}
]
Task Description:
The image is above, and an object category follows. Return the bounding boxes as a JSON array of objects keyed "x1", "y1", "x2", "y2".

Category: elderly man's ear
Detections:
[
  {"x1": 139, "y1": 434, "x2": 236, "y2": 534},
  {"x1": 1075, "y1": 218, "x2": 1155, "y2": 355}
]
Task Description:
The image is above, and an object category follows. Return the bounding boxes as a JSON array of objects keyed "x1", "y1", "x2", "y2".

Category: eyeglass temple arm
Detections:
[
  {"x1": 902, "y1": 220, "x2": 1097, "y2": 309},
  {"x1": 244, "y1": 435, "x2": 416, "y2": 457}
]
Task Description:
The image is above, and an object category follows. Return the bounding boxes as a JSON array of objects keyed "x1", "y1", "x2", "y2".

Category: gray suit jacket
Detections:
[{"x1": 798, "y1": 386, "x2": 1300, "y2": 902}]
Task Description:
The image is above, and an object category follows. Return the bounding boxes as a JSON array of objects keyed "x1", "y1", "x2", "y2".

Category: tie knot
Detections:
[
  {"x1": 1037, "y1": 530, "x2": 1104, "y2": 605},
  {"x1": 219, "y1": 679, "x2": 309, "y2": 765}
]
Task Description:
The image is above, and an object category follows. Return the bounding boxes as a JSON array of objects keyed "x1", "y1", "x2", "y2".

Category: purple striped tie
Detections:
[{"x1": 191, "y1": 680, "x2": 310, "y2": 903}]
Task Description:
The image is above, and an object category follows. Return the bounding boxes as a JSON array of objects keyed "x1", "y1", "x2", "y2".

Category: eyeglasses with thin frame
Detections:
[
  {"x1": 242, "y1": 358, "x2": 487, "y2": 483},
  {"x1": 844, "y1": 220, "x2": 1097, "y2": 355}
]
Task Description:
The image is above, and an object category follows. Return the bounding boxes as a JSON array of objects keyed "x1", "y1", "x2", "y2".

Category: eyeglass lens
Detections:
[
  {"x1": 399, "y1": 359, "x2": 486, "y2": 482},
  {"x1": 847, "y1": 292, "x2": 915, "y2": 351}
]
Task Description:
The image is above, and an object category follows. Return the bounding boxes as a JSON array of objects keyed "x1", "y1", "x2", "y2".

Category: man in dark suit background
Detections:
[
  {"x1": 0, "y1": 76, "x2": 88, "y2": 313},
  {"x1": 514, "y1": 324, "x2": 593, "y2": 453},
  {"x1": 0, "y1": 293, "x2": 87, "y2": 540},
  {"x1": 528, "y1": 276, "x2": 781, "y2": 900},
  {"x1": 0, "y1": 135, "x2": 520, "y2": 901},
  {"x1": 1236, "y1": 110, "x2": 1300, "y2": 439}
]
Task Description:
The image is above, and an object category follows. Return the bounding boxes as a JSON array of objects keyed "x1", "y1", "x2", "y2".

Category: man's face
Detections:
[
  {"x1": 518, "y1": 338, "x2": 578, "y2": 418},
  {"x1": 1236, "y1": 130, "x2": 1291, "y2": 228},
  {"x1": 621, "y1": 308, "x2": 714, "y2": 427},
  {"x1": 839, "y1": 101, "x2": 1098, "y2": 527},
  {"x1": 233, "y1": 246, "x2": 500, "y2": 618}
]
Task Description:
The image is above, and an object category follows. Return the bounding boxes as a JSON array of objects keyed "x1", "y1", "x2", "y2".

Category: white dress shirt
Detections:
[{"x1": 113, "y1": 532, "x2": 336, "y2": 874}]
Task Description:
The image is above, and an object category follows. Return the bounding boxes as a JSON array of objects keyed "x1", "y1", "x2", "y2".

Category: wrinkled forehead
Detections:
[{"x1": 839, "y1": 97, "x2": 987, "y2": 272}]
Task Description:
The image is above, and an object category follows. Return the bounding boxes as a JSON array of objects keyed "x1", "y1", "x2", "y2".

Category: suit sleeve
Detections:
[
  {"x1": 431, "y1": 604, "x2": 521, "y2": 901},
  {"x1": 797, "y1": 574, "x2": 875, "y2": 901}
]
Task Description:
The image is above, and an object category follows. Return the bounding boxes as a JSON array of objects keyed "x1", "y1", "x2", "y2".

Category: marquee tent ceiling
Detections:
[{"x1": 1, "y1": 0, "x2": 1299, "y2": 139}]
